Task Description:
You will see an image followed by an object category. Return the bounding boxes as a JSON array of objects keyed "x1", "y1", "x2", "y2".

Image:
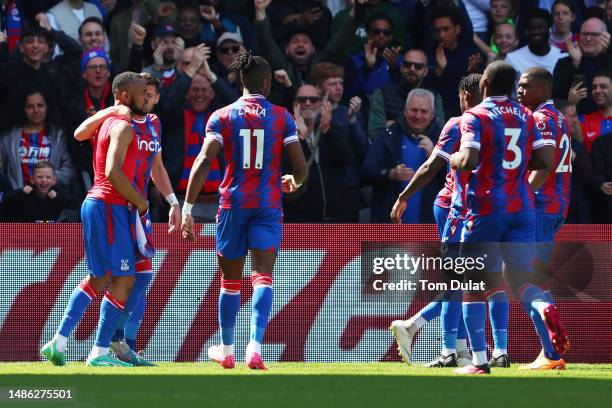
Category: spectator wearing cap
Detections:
[
  {"x1": 267, "y1": 0, "x2": 333, "y2": 50},
  {"x1": 362, "y1": 88, "x2": 443, "y2": 223},
  {"x1": 1, "y1": 161, "x2": 79, "y2": 222},
  {"x1": 332, "y1": 0, "x2": 404, "y2": 57},
  {"x1": 344, "y1": 13, "x2": 401, "y2": 100},
  {"x1": 199, "y1": 0, "x2": 256, "y2": 52},
  {"x1": 0, "y1": 25, "x2": 61, "y2": 131},
  {"x1": 254, "y1": 0, "x2": 358, "y2": 107},
  {"x1": 143, "y1": 24, "x2": 184, "y2": 81},
  {"x1": 505, "y1": 8, "x2": 566, "y2": 79},
  {"x1": 311, "y1": 62, "x2": 369, "y2": 222},
  {"x1": 368, "y1": 49, "x2": 445, "y2": 140},
  {"x1": 45, "y1": 0, "x2": 103, "y2": 43},
  {"x1": 210, "y1": 31, "x2": 246, "y2": 93},
  {"x1": 553, "y1": 17, "x2": 612, "y2": 115},
  {"x1": 62, "y1": 47, "x2": 112, "y2": 188},
  {"x1": 0, "y1": 88, "x2": 74, "y2": 192}
]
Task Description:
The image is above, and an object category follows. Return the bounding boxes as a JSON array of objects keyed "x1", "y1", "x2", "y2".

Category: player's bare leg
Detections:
[
  {"x1": 208, "y1": 256, "x2": 245, "y2": 369},
  {"x1": 245, "y1": 249, "x2": 276, "y2": 370}
]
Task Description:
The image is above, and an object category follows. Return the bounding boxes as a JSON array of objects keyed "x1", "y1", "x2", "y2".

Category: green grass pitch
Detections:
[{"x1": 1, "y1": 363, "x2": 611, "y2": 408}]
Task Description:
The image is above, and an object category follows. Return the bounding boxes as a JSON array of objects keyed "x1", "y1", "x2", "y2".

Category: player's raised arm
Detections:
[
  {"x1": 74, "y1": 105, "x2": 131, "y2": 141},
  {"x1": 105, "y1": 121, "x2": 147, "y2": 214},
  {"x1": 151, "y1": 154, "x2": 181, "y2": 233}
]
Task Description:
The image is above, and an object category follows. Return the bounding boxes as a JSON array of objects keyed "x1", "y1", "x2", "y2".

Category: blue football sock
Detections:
[
  {"x1": 113, "y1": 273, "x2": 152, "y2": 343},
  {"x1": 124, "y1": 293, "x2": 146, "y2": 351},
  {"x1": 250, "y1": 273, "x2": 273, "y2": 344},
  {"x1": 520, "y1": 284, "x2": 556, "y2": 355},
  {"x1": 441, "y1": 290, "x2": 462, "y2": 351},
  {"x1": 57, "y1": 279, "x2": 98, "y2": 338},
  {"x1": 219, "y1": 279, "x2": 241, "y2": 346},
  {"x1": 457, "y1": 309, "x2": 467, "y2": 340},
  {"x1": 462, "y1": 302, "x2": 487, "y2": 354},
  {"x1": 94, "y1": 291, "x2": 125, "y2": 348},
  {"x1": 487, "y1": 291, "x2": 509, "y2": 353}
]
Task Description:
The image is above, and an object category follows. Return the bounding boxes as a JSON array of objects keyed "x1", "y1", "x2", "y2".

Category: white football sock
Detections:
[
  {"x1": 442, "y1": 348, "x2": 456, "y2": 357},
  {"x1": 456, "y1": 339, "x2": 468, "y2": 353},
  {"x1": 407, "y1": 315, "x2": 427, "y2": 332},
  {"x1": 52, "y1": 333, "x2": 68, "y2": 353},
  {"x1": 472, "y1": 350, "x2": 488, "y2": 366},
  {"x1": 89, "y1": 346, "x2": 109, "y2": 359},
  {"x1": 222, "y1": 344, "x2": 235, "y2": 357},
  {"x1": 246, "y1": 341, "x2": 262, "y2": 355},
  {"x1": 492, "y1": 349, "x2": 507, "y2": 358}
]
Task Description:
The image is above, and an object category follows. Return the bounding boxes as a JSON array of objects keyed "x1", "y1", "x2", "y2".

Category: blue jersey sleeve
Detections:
[
  {"x1": 283, "y1": 109, "x2": 299, "y2": 146},
  {"x1": 433, "y1": 117, "x2": 461, "y2": 161},
  {"x1": 460, "y1": 111, "x2": 481, "y2": 151},
  {"x1": 205, "y1": 110, "x2": 224, "y2": 145}
]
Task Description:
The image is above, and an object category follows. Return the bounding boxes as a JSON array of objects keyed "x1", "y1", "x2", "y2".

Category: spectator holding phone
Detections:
[{"x1": 553, "y1": 17, "x2": 612, "y2": 114}]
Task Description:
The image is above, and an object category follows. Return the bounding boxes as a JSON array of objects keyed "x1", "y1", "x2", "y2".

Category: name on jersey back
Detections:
[{"x1": 486, "y1": 105, "x2": 526, "y2": 121}]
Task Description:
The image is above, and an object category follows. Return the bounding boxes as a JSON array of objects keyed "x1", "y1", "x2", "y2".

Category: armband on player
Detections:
[
  {"x1": 166, "y1": 193, "x2": 179, "y2": 206},
  {"x1": 182, "y1": 202, "x2": 193, "y2": 216}
]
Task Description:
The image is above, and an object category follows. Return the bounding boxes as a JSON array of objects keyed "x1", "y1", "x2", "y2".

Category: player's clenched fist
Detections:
[
  {"x1": 281, "y1": 174, "x2": 299, "y2": 193},
  {"x1": 181, "y1": 213, "x2": 196, "y2": 242}
]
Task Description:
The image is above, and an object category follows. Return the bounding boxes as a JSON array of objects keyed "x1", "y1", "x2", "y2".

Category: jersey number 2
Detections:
[
  {"x1": 239, "y1": 129, "x2": 264, "y2": 169},
  {"x1": 502, "y1": 128, "x2": 522, "y2": 170},
  {"x1": 555, "y1": 133, "x2": 572, "y2": 173}
]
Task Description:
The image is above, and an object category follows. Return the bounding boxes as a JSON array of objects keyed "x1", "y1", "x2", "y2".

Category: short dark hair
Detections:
[
  {"x1": 140, "y1": 72, "x2": 160, "y2": 92},
  {"x1": 523, "y1": 67, "x2": 553, "y2": 91},
  {"x1": 459, "y1": 73, "x2": 482, "y2": 95},
  {"x1": 432, "y1": 6, "x2": 463, "y2": 27},
  {"x1": 33, "y1": 161, "x2": 55, "y2": 173},
  {"x1": 552, "y1": 0, "x2": 575, "y2": 15},
  {"x1": 20, "y1": 23, "x2": 49, "y2": 42},
  {"x1": 365, "y1": 13, "x2": 394, "y2": 32},
  {"x1": 112, "y1": 71, "x2": 141, "y2": 96},
  {"x1": 526, "y1": 8, "x2": 553, "y2": 28},
  {"x1": 484, "y1": 61, "x2": 517, "y2": 96},
  {"x1": 593, "y1": 69, "x2": 612, "y2": 83},
  {"x1": 78, "y1": 16, "x2": 104, "y2": 37},
  {"x1": 228, "y1": 51, "x2": 271, "y2": 94}
]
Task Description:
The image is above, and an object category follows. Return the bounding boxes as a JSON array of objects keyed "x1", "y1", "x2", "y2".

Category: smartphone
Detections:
[{"x1": 572, "y1": 74, "x2": 586, "y2": 88}]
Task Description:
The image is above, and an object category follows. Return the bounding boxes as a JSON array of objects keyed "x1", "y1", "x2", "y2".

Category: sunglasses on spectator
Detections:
[
  {"x1": 402, "y1": 61, "x2": 425, "y2": 70},
  {"x1": 219, "y1": 45, "x2": 240, "y2": 54},
  {"x1": 369, "y1": 28, "x2": 392, "y2": 37},
  {"x1": 295, "y1": 96, "x2": 322, "y2": 103},
  {"x1": 580, "y1": 32, "x2": 601, "y2": 38},
  {"x1": 85, "y1": 64, "x2": 109, "y2": 72}
]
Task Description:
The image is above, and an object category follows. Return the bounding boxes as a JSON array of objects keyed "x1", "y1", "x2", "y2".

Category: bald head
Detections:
[{"x1": 580, "y1": 18, "x2": 608, "y2": 57}]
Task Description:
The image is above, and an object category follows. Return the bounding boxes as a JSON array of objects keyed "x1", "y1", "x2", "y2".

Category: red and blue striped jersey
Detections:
[
  {"x1": 578, "y1": 110, "x2": 612, "y2": 153},
  {"x1": 19, "y1": 129, "x2": 51, "y2": 185},
  {"x1": 532, "y1": 100, "x2": 572, "y2": 218},
  {"x1": 205, "y1": 94, "x2": 299, "y2": 209},
  {"x1": 88, "y1": 116, "x2": 138, "y2": 205},
  {"x1": 460, "y1": 96, "x2": 554, "y2": 216},
  {"x1": 433, "y1": 117, "x2": 461, "y2": 209},
  {"x1": 131, "y1": 114, "x2": 162, "y2": 199}
]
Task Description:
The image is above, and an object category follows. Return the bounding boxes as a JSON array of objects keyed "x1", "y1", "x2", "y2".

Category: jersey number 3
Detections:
[
  {"x1": 239, "y1": 129, "x2": 264, "y2": 169},
  {"x1": 502, "y1": 128, "x2": 522, "y2": 170}
]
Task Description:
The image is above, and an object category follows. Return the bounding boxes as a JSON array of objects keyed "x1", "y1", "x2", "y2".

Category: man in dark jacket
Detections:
[
  {"x1": 591, "y1": 132, "x2": 612, "y2": 223},
  {"x1": 253, "y1": 0, "x2": 359, "y2": 106},
  {"x1": 284, "y1": 84, "x2": 357, "y2": 223},
  {"x1": 363, "y1": 88, "x2": 443, "y2": 223}
]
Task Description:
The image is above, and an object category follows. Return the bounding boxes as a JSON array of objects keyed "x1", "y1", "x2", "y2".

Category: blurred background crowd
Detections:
[{"x1": 0, "y1": 0, "x2": 611, "y2": 224}]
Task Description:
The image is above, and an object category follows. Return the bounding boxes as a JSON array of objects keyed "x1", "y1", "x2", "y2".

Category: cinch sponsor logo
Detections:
[{"x1": 138, "y1": 139, "x2": 161, "y2": 152}]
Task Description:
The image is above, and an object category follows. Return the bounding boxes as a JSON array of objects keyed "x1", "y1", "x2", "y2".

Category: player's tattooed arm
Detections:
[
  {"x1": 106, "y1": 121, "x2": 148, "y2": 214},
  {"x1": 74, "y1": 105, "x2": 131, "y2": 141},
  {"x1": 529, "y1": 145, "x2": 554, "y2": 171},
  {"x1": 151, "y1": 154, "x2": 181, "y2": 233},
  {"x1": 398, "y1": 155, "x2": 446, "y2": 202}
]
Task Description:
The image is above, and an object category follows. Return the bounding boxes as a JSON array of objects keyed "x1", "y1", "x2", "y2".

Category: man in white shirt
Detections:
[
  {"x1": 46, "y1": 0, "x2": 103, "y2": 42},
  {"x1": 505, "y1": 8, "x2": 566, "y2": 77}
]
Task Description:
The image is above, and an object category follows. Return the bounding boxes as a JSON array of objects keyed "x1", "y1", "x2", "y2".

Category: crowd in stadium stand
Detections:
[{"x1": 0, "y1": 0, "x2": 611, "y2": 224}]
